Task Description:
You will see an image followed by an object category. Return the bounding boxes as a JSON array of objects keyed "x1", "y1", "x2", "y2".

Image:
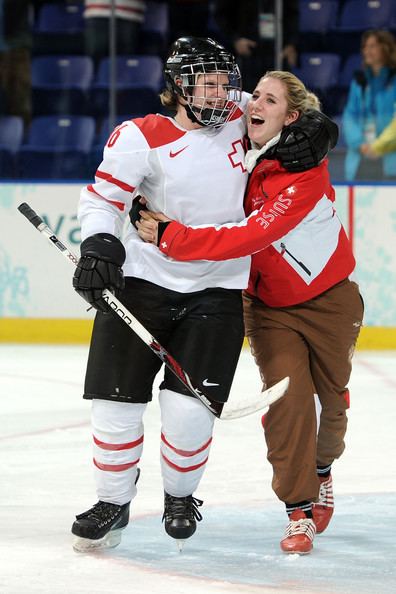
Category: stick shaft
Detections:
[{"x1": 17, "y1": 202, "x2": 223, "y2": 417}]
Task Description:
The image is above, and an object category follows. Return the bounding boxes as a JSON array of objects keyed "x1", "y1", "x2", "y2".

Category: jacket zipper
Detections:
[{"x1": 280, "y1": 242, "x2": 311, "y2": 276}]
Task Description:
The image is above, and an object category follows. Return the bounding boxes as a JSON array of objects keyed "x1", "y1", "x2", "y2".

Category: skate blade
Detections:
[
  {"x1": 72, "y1": 528, "x2": 123, "y2": 552},
  {"x1": 176, "y1": 539, "x2": 185, "y2": 553}
]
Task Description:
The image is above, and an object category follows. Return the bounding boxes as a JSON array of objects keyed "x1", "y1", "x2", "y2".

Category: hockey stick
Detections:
[{"x1": 18, "y1": 202, "x2": 289, "y2": 420}]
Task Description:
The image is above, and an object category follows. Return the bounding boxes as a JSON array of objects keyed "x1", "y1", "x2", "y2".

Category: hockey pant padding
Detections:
[
  {"x1": 159, "y1": 389, "x2": 215, "y2": 497},
  {"x1": 91, "y1": 399, "x2": 146, "y2": 505}
]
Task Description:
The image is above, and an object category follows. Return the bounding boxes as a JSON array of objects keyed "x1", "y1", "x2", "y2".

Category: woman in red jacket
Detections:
[{"x1": 136, "y1": 71, "x2": 364, "y2": 555}]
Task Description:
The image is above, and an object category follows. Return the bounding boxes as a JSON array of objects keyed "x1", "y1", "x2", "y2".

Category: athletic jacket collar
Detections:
[{"x1": 244, "y1": 133, "x2": 281, "y2": 173}]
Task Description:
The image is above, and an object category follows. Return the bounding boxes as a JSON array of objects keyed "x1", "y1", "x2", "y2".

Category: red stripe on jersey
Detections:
[
  {"x1": 161, "y1": 453, "x2": 208, "y2": 473},
  {"x1": 161, "y1": 432, "x2": 212, "y2": 457},
  {"x1": 93, "y1": 434, "x2": 144, "y2": 451},
  {"x1": 132, "y1": 114, "x2": 187, "y2": 148},
  {"x1": 93, "y1": 458, "x2": 139, "y2": 472},
  {"x1": 87, "y1": 184, "x2": 125, "y2": 211},
  {"x1": 95, "y1": 170, "x2": 136, "y2": 194},
  {"x1": 228, "y1": 104, "x2": 243, "y2": 122}
]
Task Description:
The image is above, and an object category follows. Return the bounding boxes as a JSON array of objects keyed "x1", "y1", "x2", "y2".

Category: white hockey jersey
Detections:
[{"x1": 78, "y1": 102, "x2": 251, "y2": 293}]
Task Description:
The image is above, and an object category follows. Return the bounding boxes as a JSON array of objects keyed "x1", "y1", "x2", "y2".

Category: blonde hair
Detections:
[
  {"x1": 259, "y1": 70, "x2": 321, "y2": 115},
  {"x1": 160, "y1": 88, "x2": 178, "y2": 109}
]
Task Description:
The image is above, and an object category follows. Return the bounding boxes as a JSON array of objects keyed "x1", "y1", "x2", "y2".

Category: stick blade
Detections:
[{"x1": 220, "y1": 376, "x2": 289, "y2": 421}]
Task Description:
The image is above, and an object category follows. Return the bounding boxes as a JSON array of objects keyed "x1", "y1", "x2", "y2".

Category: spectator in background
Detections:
[
  {"x1": 342, "y1": 29, "x2": 396, "y2": 181},
  {"x1": 168, "y1": 1, "x2": 211, "y2": 40},
  {"x1": 214, "y1": 0, "x2": 299, "y2": 92},
  {"x1": 83, "y1": 0, "x2": 146, "y2": 66},
  {"x1": 0, "y1": 0, "x2": 32, "y2": 125}
]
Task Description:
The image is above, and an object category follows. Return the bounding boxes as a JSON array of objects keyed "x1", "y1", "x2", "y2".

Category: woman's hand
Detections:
[
  {"x1": 360, "y1": 143, "x2": 380, "y2": 159},
  {"x1": 136, "y1": 209, "x2": 171, "y2": 244}
]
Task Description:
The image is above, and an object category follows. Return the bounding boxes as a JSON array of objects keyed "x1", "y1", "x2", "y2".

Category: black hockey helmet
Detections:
[{"x1": 164, "y1": 36, "x2": 242, "y2": 127}]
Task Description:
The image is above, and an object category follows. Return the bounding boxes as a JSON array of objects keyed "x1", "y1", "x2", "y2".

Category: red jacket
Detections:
[{"x1": 159, "y1": 159, "x2": 356, "y2": 307}]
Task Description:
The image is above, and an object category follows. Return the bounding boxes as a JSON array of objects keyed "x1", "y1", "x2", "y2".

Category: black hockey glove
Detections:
[
  {"x1": 73, "y1": 233, "x2": 126, "y2": 313},
  {"x1": 272, "y1": 110, "x2": 339, "y2": 172},
  {"x1": 129, "y1": 195, "x2": 148, "y2": 229}
]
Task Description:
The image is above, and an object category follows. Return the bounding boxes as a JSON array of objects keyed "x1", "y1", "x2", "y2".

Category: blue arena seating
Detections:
[
  {"x1": 35, "y1": 2, "x2": 84, "y2": 33},
  {"x1": 332, "y1": 115, "x2": 346, "y2": 148},
  {"x1": 140, "y1": 1, "x2": 169, "y2": 55},
  {"x1": 31, "y1": 56, "x2": 94, "y2": 115},
  {"x1": 338, "y1": 53, "x2": 362, "y2": 88},
  {"x1": 293, "y1": 53, "x2": 341, "y2": 116},
  {"x1": 33, "y1": 2, "x2": 84, "y2": 55},
  {"x1": 321, "y1": 53, "x2": 363, "y2": 116},
  {"x1": 337, "y1": 0, "x2": 395, "y2": 31},
  {"x1": 0, "y1": 117, "x2": 24, "y2": 178},
  {"x1": 299, "y1": 0, "x2": 339, "y2": 33},
  {"x1": 92, "y1": 55, "x2": 163, "y2": 115},
  {"x1": 18, "y1": 116, "x2": 95, "y2": 179},
  {"x1": 295, "y1": 53, "x2": 341, "y2": 90}
]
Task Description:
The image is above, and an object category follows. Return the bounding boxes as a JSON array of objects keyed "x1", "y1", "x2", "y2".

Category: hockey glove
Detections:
[
  {"x1": 273, "y1": 110, "x2": 339, "y2": 172},
  {"x1": 129, "y1": 195, "x2": 148, "y2": 229},
  {"x1": 73, "y1": 233, "x2": 126, "y2": 313}
]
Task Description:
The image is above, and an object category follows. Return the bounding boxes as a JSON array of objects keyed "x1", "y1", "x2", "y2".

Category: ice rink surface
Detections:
[{"x1": 1, "y1": 344, "x2": 395, "y2": 594}]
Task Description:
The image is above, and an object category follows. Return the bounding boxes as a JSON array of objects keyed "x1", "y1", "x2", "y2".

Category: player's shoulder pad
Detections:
[
  {"x1": 103, "y1": 118, "x2": 146, "y2": 153},
  {"x1": 132, "y1": 113, "x2": 187, "y2": 148}
]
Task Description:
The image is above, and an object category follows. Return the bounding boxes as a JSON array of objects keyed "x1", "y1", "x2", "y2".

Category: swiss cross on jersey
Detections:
[{"x1": 227, "y1": 139, "x2": 247, "y2": 172}]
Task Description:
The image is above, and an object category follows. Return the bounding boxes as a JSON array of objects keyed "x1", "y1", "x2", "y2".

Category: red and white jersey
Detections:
[
  {"x1": 78, "y1": 104, "x2": 250, "y2": 292},
  {"x1": 84, "y1": 1, "x2": 146, "y2": 22},
  {"x1": 158, "y1": 158, "x2": 356, "y2": 307}
]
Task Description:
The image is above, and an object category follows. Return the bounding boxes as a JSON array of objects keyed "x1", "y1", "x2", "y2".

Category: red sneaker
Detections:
[
  {"x1": 280, "y1": 509, "x2": 316, "y2": 554},
  {"x1": 312, "y1": 475, "x2": 334, "y2": 534}
]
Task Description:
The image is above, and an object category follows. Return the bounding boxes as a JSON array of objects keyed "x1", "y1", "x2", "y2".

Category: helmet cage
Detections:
[{"x1": 166, "y1": 59, "x2": 242, "y2": 127}]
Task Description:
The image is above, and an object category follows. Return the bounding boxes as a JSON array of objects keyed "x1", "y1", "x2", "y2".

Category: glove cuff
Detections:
[{"x1": 80, "y1": 233, "x2": 126, "y2": 266}]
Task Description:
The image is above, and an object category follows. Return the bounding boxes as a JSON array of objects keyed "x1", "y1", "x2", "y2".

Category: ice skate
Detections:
[
  {"x1": 72, "y1": 468, "x2": 140, "y2": 552},
  {"x1": 72, "y1": 500, "x2": 130, "y2": 552},
  {"x1": 313, "y1": 474, "x2": 334, "y2": 534},
  {"x1": 280, "y1": 509, "x2": 316, "y2": 555},
  {"x1": 162, "y1": 492, "x2": 203, "y2": 548}
]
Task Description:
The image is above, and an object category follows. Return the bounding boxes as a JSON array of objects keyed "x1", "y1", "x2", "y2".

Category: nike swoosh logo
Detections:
[
  {"x1": 203, "y1": 379, "x2": 220, "y2": 387},
  {"x1": 169, "y1": 146, "x2": 188, "y2": 158}
]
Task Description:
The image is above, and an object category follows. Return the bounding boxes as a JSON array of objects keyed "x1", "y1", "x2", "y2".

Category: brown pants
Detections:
[{"x1": 243, "y1": 279, "x2": 363, "y2": 504}]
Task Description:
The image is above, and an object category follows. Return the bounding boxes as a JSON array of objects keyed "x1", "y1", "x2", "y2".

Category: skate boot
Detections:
[
  {"x1": 72, "y1": 500, "x2": 130, "y2": 552},
  {"x1": 162, "y1": 493, "x2": 203, "y2": 541},
  {"x1": 280, "y1": 509, "x2": 316, "y2": 554},
  {"x1": 312, "y1": 474, "x2": 334, "y2": 534},
  {"x1": 72, "y1": 468, "x2": 140, "y2": 552}
]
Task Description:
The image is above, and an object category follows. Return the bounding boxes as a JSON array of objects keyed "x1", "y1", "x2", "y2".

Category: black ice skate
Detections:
[
  {"x1": 71, "y1": 500, "x2": 130, "y2": 552},
  {"x1": 162, "y1": 492, "x2": 203, "y2": 545}
]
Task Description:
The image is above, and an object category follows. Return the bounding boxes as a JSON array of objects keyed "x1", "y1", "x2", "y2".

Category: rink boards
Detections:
[{"x1": 0, "y1": 182, "x2": 395, "y2": 348}]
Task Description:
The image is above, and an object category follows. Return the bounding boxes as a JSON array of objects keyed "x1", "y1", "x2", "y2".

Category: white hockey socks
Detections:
[
  {"x1": 91, "y1": 399, "x2": 146, "y2": 505},
  {"x1": 159, "y1": 389, "x2": 215, "y2": 497}
]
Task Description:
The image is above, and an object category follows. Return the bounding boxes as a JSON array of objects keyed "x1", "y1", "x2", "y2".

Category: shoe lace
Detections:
[
  {"x1": 163, "y1": 495, "x2": 203, "y2": 522},
  {"x1": 284, "y1": 517, "x2": 316, "y2": 540},
  {"x1": 317, "y1": 476, "x2": 334, "y2": 508},
  {"x1": 76, "y1": 501, "x2": 122, "y2": 522}
]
